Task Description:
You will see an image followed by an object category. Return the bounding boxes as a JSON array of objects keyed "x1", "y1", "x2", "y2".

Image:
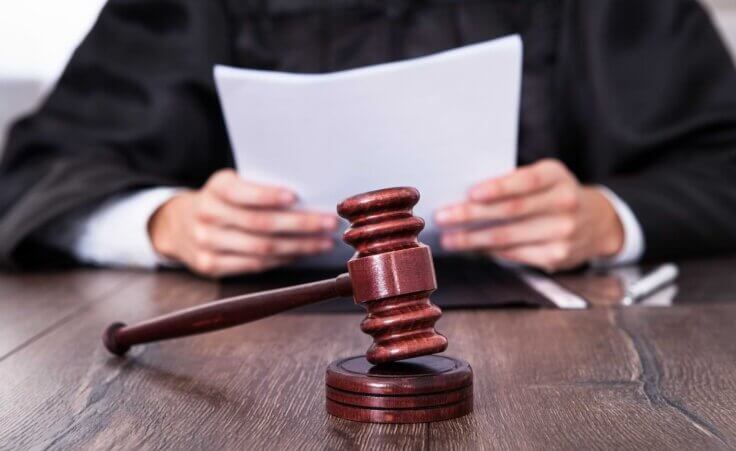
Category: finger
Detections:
[
  {"x1": 194, "y1": 226, "x2": 335, "y2": 257},
  {"x1": 441, "y1": 215, "x2": 575, "y2": 251},
  {"x1": 205, "y1": 169, "x2": 297, "y2": 207},
  {"x1": 192, "y1": 253, "x2": 292, "y2": 278},
  {"x1": 468, "y1": 159, "x2": 570, "y2": 203},
  {"x1": 489, "y1": 242, "x2": 574, "y2": 273},
  {"x1": 198, "y1": 196, "x2": 339, "y2": 234},
  {"x1": 435, "y1": 184, "x2": 579, "y2": 226}
]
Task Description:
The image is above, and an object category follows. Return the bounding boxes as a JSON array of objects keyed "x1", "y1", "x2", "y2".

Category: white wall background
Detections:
[
  {"x1": 0, "y1": 0, "x2": 107, "y2": 149},
  {"x1": 0, "y1": 0, "x2": 735, "y2": 151},
  {"x1": 701, "y1": 0, "x2": 736, "y2": 61},
  {"x1": 0, "y1": 0, "x2": 107, "y2": 84}
]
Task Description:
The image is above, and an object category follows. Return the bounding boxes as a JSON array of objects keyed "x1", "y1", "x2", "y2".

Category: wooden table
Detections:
[{"x1": 1, "y1": 256, "x2": 736, "y2": 450}]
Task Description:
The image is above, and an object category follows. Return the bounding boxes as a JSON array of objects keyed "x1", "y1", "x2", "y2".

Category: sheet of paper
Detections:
[{"x1": 215, "y1": 35, "x2": 522, "y2": 266}]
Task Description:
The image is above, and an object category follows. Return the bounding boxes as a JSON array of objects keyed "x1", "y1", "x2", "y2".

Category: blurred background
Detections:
[{"x1": 1, "y1": 0, "x2": 735, "y2": 154}]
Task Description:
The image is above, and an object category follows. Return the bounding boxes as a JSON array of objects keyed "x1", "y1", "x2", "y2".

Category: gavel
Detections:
[
  {"x1": 103, "y1": 187, "x2": 448, "y2": 364},
  {"x1": 102, "y1": 186, "x2": 473, "y2": 423}
]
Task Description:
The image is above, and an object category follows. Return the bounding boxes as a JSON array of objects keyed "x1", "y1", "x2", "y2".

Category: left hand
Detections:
[{"x1": 435, "y1": 159, "x2": 625, "y2": 272}]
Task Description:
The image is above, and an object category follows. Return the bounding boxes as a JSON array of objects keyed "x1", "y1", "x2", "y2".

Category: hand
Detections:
[
  {"x1": 149, "y1": 169, "x2": 338, "y2": 277},
  {"x1": 435, "y1": 159, "x2": 624, "y2": 272}
]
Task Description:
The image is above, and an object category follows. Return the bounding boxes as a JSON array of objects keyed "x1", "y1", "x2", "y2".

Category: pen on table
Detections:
[{"x1": 621, "y1": 263, "x2": 679, "y2": 306}]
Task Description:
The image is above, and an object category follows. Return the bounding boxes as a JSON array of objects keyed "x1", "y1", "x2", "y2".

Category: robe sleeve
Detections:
[
  {"x1": 0, "y1": 0, "x2": 233, "y2": 268},
  {"x1": 560, "y1": 0, "x2": 736, "y2": 260}
]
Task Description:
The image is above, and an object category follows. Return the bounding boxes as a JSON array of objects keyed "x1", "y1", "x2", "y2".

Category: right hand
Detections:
[{"x1": 148, "y1": 169, "x2": 339, "y2": 277}]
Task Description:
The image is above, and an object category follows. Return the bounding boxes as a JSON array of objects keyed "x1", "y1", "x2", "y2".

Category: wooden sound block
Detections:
[{"x1": 325, "y1": 355, "x2": 473, "y2": 423}]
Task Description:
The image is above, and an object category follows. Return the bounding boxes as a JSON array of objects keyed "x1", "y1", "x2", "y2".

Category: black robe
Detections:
[{"x1": 2, "y1": 0, "x2": 736, "y2": 268}]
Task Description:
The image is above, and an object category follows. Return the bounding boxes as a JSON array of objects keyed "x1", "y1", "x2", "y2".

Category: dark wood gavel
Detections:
[{"x1": 103, "y1": 187, "x2": 448, "y2": 364}]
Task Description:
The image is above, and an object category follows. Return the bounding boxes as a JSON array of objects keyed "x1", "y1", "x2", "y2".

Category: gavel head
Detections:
[{"x1": 337, "y1": 187, "x2": 448, "y2": 364}]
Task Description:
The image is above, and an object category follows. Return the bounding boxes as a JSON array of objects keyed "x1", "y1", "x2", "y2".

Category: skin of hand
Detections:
[
  {"x1": 435, "y1": 159, "x2": 625, "y2": 273},
  {"x1": 148, "y1": 169, "x2": 339, "y2": 278}
]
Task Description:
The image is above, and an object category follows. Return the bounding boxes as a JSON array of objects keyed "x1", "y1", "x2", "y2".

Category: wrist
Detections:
[
  {"x1": 148, "y1": 192, "x2": 190, "y2": 261},
  {"x1": 583, "y1": 187, "x2": 625, "y2": 258}
]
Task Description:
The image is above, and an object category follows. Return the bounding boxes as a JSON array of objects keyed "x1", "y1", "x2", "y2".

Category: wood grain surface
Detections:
[
  {"x1": 1, "y1": 258, "x2": 735, "y2": 450},
  {"x1": 0, "y1": 270, "x2": 132, "y2": 360}
]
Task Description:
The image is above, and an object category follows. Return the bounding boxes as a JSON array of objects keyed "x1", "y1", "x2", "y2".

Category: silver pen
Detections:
[{"x1": 621, "y1": 263, "x2": 679, "y2": 306}]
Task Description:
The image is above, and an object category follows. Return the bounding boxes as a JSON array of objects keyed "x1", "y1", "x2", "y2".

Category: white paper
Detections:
[{"x1": 215, "y1": 35, "x2": 522, "y2": 266}]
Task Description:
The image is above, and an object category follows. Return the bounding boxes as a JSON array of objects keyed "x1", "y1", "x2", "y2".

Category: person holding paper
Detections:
[
  {"x1": 434, "y1": 159, "x2": 630, "y2": 273},
  {"x1": 147, "y1": 170, "x2": 338, "y2": 275},
  {"x1": 1, "y1": 0, "x2": 736, "y2": 277}
]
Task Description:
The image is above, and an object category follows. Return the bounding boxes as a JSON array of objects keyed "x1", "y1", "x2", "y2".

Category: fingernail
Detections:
[
  {"x1": 280, "y1": 190, "x2": 296, "y2": 204},
  {"x1": 322, "y1": 216, "x2": 339, "y2": 229},
  {"x1": 470, "y1": 184, "x2": 496, "y2": 201},
  {"x1": 319, "y1": 239, "x2": 335, "y2": 251},
  {"x1": 435, "y1": 209, "x2": 452, "y2": 224},
  {"x1": 441, "y1": 234, "x2": 457, "y2": 249},
  {"x1": 469, "y1": 186, "x2": 486, "y2": 201}
]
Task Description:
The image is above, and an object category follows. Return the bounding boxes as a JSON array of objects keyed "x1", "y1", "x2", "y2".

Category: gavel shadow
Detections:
[
  {"x1": 219, "y1": 256, "x2": 549, "y2": 312},
  {"x1": 108, "y1": 355, "x2": 243, "y2": 411}
]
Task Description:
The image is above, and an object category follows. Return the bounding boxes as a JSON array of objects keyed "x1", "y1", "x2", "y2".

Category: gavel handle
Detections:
[{"x1": 103, "y1": 273, "x2": 353, "y2": 356}]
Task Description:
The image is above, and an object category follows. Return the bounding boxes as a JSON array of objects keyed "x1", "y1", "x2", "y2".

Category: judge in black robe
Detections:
[{"x1": 1, "y1": 0, "x2": 736, "y2": 269}]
